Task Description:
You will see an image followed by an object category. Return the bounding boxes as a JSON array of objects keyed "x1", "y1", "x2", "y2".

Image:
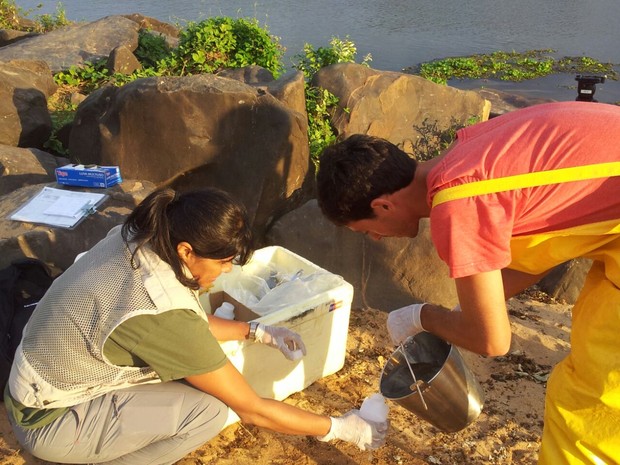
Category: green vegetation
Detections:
[
  {"x1": 133, "y1": 29, "x2": 170, "y2": 69},
  {"x1": 294, "y1": 37, "x2": 371, "y2": 165},
  {"x1": 43, "y1": 107, "x2": 74, "y2": 155},
  {"x1": 415, "y1": 49, "x2": 617, "y2": 85},
  {"x1": 54, "y1": 17, "x2": 283, "y2": 88},
  {"x1": 0, "y1": 0, "x2": 69, "y2": 32},
  {"x1": 294, "y1": 35, "x2": 368, "y2": 78},
  {"x1": 35, "y1": 2, "x2": 69, "y2": 32},
  {"x1": 161, "y1": 17, "x2": 284, "y2": 77},
  {"x1": 54, "y1": 60, "x2": 110, "y2": 92}
]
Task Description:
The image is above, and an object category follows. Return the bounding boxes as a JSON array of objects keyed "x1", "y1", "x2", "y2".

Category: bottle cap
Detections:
[
  {"x1": 360, "y1": 393, "x2": 389, "y2": 422},
  {"x1": 219, "y1": 302, "x2": 234, "y2": 312}
]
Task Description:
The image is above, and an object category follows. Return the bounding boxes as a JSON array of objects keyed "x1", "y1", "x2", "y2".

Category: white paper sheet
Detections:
[{"x1": 10, "y1": 187, "x2": 107, "y2": 228}]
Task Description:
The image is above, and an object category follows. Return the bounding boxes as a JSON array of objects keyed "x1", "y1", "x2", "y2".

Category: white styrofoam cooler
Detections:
[{"x1": 199, "y1": 246, "x2": 354, "y2": 427}]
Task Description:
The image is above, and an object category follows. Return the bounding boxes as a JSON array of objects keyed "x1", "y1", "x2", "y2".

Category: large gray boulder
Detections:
[
  {"x1": 312, "y1": 63, "x2": 491, "y2": 151},
  {"x1": 266, "y1": 199, "x2": 457, "y2": 310},
  {"x1": 0, "y1": 16, "x2": 140, "y2": 73},
  {"x1": 0, "y1": 180, "x2": 155, "y2": 271},
  {"x1": 69, "y1": 72, "x2": 313, "y2": 240},
  {"x1": 106, "y1": 45, "x2": 142, "y2": 75},
  {"x1": 0, "y1": 144, "x2": 68, "y2": 195},
  {"x1": 0, "y1": 60, "x2": 56, "y2": 148}
]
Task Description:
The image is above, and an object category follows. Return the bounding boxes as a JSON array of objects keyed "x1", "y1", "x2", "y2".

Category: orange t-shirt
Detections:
[{"x1": 427, "y1": 101, "x2": 620, "y2": 278}]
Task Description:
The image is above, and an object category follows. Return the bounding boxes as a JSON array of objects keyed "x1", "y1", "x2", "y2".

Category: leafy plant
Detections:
[
  {"x1": 293, "y1": 36, "x2": 371, "y2": 166},
  {"x1": 134, "y1": 30, "x2": 171, "y2": 69},
  {"x1": 54, "y1": 59, "x2": 110, "y2": 93},
  {"x1": 161, "y1": 17, "x2": 284, "y2": 77},
  {"x1": 295, "y1": 36, "x2": 370, "y2": 80},
  {"x1": 304, "y1": 86, "x2": 340, "y2": 160},
  {"x1": 34, "y1": 2, "x2": 70, "y2": 32}
]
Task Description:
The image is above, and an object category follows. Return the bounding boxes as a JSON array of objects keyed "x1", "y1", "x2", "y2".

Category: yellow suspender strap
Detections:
[{"x1": 431, "y1": 162, "x2": 620, "y2": 208}]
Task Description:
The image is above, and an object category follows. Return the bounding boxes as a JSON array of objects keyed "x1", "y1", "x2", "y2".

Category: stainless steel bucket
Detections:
[{"x1": 380, "y1": 332, "x2": 484, "y2": 432}]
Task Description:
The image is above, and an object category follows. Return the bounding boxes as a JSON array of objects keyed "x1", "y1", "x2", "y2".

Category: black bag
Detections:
[{"x1": 0, "y1": 259, "x2": 55, "y2": 394}]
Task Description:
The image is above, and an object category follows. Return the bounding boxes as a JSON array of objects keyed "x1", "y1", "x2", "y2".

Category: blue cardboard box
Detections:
[{"x1": 55, "y1": 164, "x2": 122, "y2": 188}]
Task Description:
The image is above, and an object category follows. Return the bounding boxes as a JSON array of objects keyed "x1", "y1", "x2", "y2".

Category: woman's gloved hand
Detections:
[
  {"x1": 254, "y1": 324, "x2": 307, "y2": 361},
  {"x1": 386, "y1": 303, "x2": 427, "y2": 345},
  {"x1": 317, "y1": 410, "x2": 388, "y2": 450}
]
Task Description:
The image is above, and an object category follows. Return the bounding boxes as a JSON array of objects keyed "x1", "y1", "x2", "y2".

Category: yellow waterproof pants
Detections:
[{"x1": 511, "y1": 226, "x2": 620, "y2": 465}]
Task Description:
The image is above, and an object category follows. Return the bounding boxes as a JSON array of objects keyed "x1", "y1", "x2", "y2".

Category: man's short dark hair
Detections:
[{"x1": 316, "y1": 134, "x2": 417, "y2": 225}]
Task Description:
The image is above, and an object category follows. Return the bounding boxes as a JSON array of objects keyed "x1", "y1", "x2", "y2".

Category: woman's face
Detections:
[{"x1": 177, "y1": 242, "x2": 234, "y2": 288}]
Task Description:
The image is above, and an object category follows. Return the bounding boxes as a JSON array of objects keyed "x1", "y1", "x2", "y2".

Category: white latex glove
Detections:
[
  {"x1": 254, "y1": 324, "x2": 307, "y2": 361},
  {"x1": 386, "y1": 303, "x2": 427, "y2": 346},
  {"x1": 317, "y1": 410, "x2": 388, "y2": 450}
]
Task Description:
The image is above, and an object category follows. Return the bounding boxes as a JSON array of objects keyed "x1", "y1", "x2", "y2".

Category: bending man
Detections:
[{"x1": 316, "y1": 101, "x2": 620, "y2": 464}]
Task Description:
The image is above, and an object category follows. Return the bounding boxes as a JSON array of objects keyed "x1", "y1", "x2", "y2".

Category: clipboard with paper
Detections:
[{"x1": 9, "y1": 186, "x2": 108, "y2": 229}]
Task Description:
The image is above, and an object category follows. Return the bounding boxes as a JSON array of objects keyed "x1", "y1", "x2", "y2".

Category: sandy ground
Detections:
[{"x1": 0, "y1": 289, "x2": 571, "y2": 465}]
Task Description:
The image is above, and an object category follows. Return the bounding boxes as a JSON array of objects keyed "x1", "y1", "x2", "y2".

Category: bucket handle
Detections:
[{"x1": 399, "y1": 343, "x2": 429, "y2": 410}]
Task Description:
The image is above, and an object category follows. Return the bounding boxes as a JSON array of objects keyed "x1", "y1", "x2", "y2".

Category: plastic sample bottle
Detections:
[
  {"x1": 213, "y1": 302, "x2": 235, "y2": 320},
  {"x1": 359, "y1": 393, "x2": 389, "y2": 422}
]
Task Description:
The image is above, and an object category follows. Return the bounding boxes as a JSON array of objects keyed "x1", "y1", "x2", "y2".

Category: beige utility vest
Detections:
[{"x1": 9, "y1": 226, "x2": 205, "y2": 409}]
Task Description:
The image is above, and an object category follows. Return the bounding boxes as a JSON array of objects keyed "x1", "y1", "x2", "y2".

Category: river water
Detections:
[{"x1": 14, "y1": 0, "x2": 620, "y2": 102}]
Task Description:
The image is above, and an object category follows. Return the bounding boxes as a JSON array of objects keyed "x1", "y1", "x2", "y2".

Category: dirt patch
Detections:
[{"x1": 0, "y1": 294, "x2": 571, "y2": 465}]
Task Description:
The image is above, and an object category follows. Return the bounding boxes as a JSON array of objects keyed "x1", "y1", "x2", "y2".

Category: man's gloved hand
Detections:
[
  {"x1": 387, "y1": 303, "x2": 427, "y2": 346},
  {"x1": 317, "y1": 410, "x2": 388, "y2": 450},
  {"x1": 254, "y1": 324, "x2": 307, "y2": 361}
]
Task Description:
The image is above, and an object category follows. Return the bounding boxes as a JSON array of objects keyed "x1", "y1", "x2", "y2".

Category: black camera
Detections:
[{"x1": 575, "y1": 75, "x2": 606, "y2": 102}]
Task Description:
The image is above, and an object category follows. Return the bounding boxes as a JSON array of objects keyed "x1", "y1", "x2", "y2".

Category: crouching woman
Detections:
[{"x1": 4, "y1": 187, "x2": 387, "y2": 464}]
